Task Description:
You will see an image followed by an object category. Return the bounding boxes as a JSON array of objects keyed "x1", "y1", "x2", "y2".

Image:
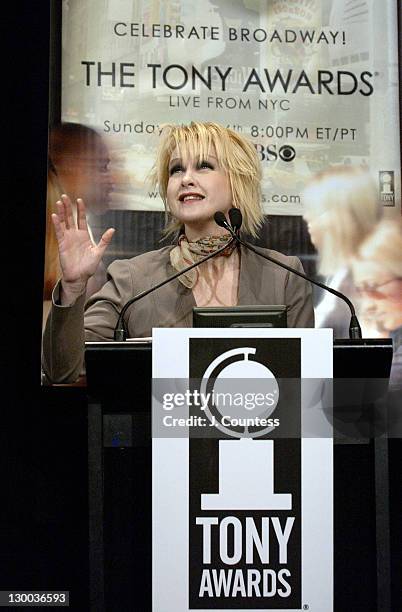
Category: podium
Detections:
[{"x1": 85, "y1": 334, "x2": 393, "y2": 611}]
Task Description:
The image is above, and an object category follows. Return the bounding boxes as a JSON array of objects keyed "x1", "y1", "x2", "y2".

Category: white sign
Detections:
[{"x1": 152, "y1": 328, "x2": 333, "y2": 611}]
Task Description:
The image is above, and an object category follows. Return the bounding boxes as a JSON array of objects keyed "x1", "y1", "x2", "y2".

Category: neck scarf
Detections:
[{"x1": 170, "y1": 233, "x2": 236, "y2": 288}]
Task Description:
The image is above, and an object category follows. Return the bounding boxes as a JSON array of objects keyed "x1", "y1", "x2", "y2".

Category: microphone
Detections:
[
  {"x1": 228, "y1": 208, "x2": 242, "y2": 234},
  {"x1": 214, "y1": 209, "x2": 362, "y2": 339},
  {"x1": 113, "y1": 235, "x2": 236, "y2": 340}
]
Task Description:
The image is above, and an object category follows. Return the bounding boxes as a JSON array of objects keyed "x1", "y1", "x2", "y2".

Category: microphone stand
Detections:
[{"x1": 215, "y1": 211, "x2": 362, "y2": 339}]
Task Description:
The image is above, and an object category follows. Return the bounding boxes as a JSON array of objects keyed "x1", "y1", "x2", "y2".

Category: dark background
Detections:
[
  {"x1": 2, "y1": 1, "x2": 89, "y2": 609},
  {"x1": 2, "y1": 1, "x2": 401, "y2": 611}
]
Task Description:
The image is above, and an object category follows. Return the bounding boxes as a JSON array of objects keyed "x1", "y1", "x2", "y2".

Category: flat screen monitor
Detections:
[{"x1": 193, "y1": 305, "x2": 287, "y2": 328}]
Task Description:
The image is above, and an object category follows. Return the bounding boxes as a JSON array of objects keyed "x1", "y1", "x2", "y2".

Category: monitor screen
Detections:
[{"x1": 193, "y1": 305, "x2": 287, "y2": 328}]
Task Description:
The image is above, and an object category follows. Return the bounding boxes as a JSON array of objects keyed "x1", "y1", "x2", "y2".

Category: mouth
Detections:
[{"x1": 178, "y1": 192, "x2": 205, "y2": 202}]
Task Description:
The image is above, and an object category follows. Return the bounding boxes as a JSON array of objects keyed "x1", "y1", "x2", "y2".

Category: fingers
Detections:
[
  {"x1": 55, "y1": 195, "x2": 88, "y2": 232},
  {"x1": 51, "y1": 212, "x2": 64, "y2": 243},
  {"x1": 55, "y1": 200, "x2": 66, "y2": 235},
  {"x1": 55, "y1": 195, "x2": 74, "y2": 232},
  {"x1": 97, "y1": 228, "x2": 115, "y2": 253},
  {"x1": 76, "y1": 198, "x2": 88, "y2": 231},
  {"x1": 61, "y1": 194, "x2": 75, "y2": 229}
]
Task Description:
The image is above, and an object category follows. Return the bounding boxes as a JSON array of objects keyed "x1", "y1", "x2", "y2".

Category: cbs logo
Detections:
[{"x1": 254, "y1": 143, "x2": 296, "y2": 163}]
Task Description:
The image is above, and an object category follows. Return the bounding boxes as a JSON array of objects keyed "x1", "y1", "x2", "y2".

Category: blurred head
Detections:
[
  {"x1": 49, "y1": 122, "x2": 113, "y2": 215},
  {"x1": 302, "y1": 166, "x2": 381, "y2": 275},
  {"x1": 151, "y1": 122, "x2": 263, "y2": 237},
  {"x1": 44, "y1": 123, "x2": 113, "y2": 300},
  {"x1": 353, "y1": 219, "x2": 402, "y2": 331}
]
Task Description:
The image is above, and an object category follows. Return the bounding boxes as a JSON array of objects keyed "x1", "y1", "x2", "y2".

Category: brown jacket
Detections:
[{"x1": 42, "y1": 244, "x2": 314, "y2": 383}]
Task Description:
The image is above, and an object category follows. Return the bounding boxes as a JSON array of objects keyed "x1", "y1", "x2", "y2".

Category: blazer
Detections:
[{"x1": 42, "y1": 244, "x2": 314, "y2": 383}]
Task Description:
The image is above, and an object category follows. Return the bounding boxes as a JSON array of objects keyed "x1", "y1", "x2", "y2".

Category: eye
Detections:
[
  {"x1": 169, "y1": 164, "x2": 183, "y2": 175},
  {"x1": 198, "y1": 160, "x2": 214, "y2": 170}
]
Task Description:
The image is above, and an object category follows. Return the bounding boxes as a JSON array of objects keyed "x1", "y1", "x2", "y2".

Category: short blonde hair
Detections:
[
  {"x1": 353, "y1": 219, "x2": 402, "y2": 281},
  {"x1": 150, "y1": 122, "x2": 263, "y2": 236},
  {"x1": 302, "y1": 166, "x2": 381, "y2": 275}
]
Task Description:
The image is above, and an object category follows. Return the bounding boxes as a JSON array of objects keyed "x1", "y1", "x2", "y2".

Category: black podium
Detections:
[{"x1": 85, "y1": 338, "x2": 393, "y2": 612}]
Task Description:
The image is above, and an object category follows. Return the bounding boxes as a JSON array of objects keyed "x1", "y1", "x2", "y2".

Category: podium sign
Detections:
[{"x1": 152, "y1": 329, "x2": 333, "y2": 611}]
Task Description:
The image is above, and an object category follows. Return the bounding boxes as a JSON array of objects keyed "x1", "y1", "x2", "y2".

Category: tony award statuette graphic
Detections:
[{"x1": 198, "y1": 347, "x2": 290, "y2": 511}]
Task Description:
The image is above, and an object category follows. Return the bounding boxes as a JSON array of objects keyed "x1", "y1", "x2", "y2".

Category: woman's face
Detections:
[
  {"x1": 166, "y1": 145, "x2": 233, "y2": 239},
  {"x1": 355, "y1": 265, "x2": 402, "y2": 331}
]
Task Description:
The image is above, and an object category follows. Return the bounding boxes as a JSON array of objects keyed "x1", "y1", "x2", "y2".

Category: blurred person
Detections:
[
  {"x1": 43, "y1": 123, "x2": 114, "y2": 306},
  {"x1": 42, "y1": 121, "x2": 314, "y2": 383},
  {"x1": 352, "y1": 219, "x2": 402, "y2": 391},
  {"x1": 302, "y1": 166, "x2": 382, "y2": 338}
]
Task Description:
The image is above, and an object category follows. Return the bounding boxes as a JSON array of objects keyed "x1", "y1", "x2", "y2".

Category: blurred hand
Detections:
[{"x1": 51, "y1": 194, "x2": 114, "y2": 303}]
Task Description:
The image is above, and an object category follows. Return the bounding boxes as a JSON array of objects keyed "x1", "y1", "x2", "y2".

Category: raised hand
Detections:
[{"x1": 51, "y1": 194, "x2": 114, "y2": 303}]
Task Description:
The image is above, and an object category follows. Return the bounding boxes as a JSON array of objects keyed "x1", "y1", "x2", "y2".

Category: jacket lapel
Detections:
[
  {"x1": 238, "y1": 244, "x2": 265, "y2": 306},
  {"x1": 163, "y1": 255, "x2": 195, "y2": 327}
]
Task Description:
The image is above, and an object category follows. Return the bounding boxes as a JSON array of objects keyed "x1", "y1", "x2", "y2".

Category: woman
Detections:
[
  {"x1": 352, "y1": 219, "x2": 402, "y2": 391},
  {"x1": 42, "y1": 122, "x2": 314, "y2": 383},
  {"x1": 302, "y1": 166, "x2": 381, "y2": 338}
]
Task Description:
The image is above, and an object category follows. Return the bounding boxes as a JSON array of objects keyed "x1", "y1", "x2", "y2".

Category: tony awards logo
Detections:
[
  {"x1": 379, "y1": 171, "x2": 395, "y2": 206},
  {"x1": 193, "y1": 346, "x2": 298, "y2": 603}
]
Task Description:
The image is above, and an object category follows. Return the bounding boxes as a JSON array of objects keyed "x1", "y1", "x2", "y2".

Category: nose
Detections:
[{"x1": 181, "y1": 166, "x2": 196, "y2": 186}]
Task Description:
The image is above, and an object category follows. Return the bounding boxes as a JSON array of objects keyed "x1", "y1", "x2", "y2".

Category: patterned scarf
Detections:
[{"x1": 170, "y1": 233, "x2": 236, "y2": 288}]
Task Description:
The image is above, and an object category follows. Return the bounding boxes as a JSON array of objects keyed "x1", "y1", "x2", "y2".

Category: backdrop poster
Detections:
[
  {"x1": 152, "y1": 328, "x2": 333, "y2": 611},
  {"x1": 60, "y1": 0, "x2": 401, "y2": 215},
  {"x1": 42, "y1": 1, "x2": 402, "y2": 375}
]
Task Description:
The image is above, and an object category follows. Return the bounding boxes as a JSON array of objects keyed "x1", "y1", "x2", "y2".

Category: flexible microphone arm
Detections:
[
  {"x1": 214, "y1": 210, "x2": 362, "y2": 339},
  {"x1": 113, "y1": 236, "x2": 236, "y2": 340}
]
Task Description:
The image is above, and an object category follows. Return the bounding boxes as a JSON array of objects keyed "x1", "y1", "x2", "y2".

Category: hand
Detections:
[{"x1": 51, "y1": 195, "x2": 114, "y2": 301}]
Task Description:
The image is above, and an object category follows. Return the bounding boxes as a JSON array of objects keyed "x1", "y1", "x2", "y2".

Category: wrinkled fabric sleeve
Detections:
[
  {"x1": 284, "y1": 257, "x2": 315, "y2": 328},
  {"x1": 42, "y1": 259, "x2": 134, "y2": 383}
]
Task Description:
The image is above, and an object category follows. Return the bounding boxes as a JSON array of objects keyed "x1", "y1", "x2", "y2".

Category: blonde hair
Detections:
[
  {"x1": 354, "y1": 219, "x2": 402, "y2": 279},
  {"x1": 150, "y1": 122, "x2": 263, "y2": 236},
  {"x1": 303, "y1": 166, "x2": 381, "y2": 275}
]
